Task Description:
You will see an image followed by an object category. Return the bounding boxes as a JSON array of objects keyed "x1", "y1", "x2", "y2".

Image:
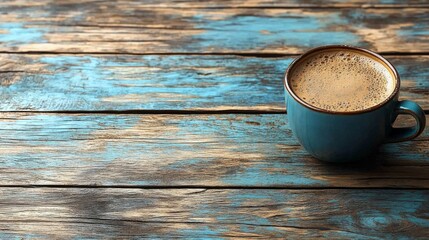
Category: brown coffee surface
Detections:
[{"x1": 289, "y1": 49, "x2": 396, "y2": 112}]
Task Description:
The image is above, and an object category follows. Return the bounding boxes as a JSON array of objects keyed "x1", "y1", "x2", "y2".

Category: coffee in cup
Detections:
[
  {"x1": 283, "y1": 45, "x2": 426, "y2": 162},
  {"x1": 289, "y1": 49, "x2": 396, "y2": 112}
]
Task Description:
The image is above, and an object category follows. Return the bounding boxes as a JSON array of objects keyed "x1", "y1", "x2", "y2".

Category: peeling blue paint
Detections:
[
  {"x1": 1, "y1": 55, "x2": 290, "y2": 111},
  {"x1": 0, "y1": 23, "x2": 46, "y2": 45},
  {"x1": 72, "y1": 237, "x2": 99, "y2": 240},
  {"x1": 179, "y1": 226, "x2": 227, "y2": 238},
  {"x1": 394, "y1": 61, "x2": 429, "y2": 88},
  {"x1": 379, "y1": 0, "x2": 397, "y2": 3},
  {"x1": 0, "y1": 114, "x2": 140, "y2": 169},
  {"x1": 327, "y1": 191, "x2": 429, "y2": 239},
  {"x1": 358, "y1": 210, "x2": 390, "y2": 228},
  {"x1": 397, "y1": 22, "x2": 429, "y2": 38},
  {"x1": 0, "y1": 233, "x2": 44, "y2": 239},
  {"x1": 222, "y1": 160, "x2": 325, "y2": 186},
  {"x1": 194, "y1": 13, "x2": 360, "y2": 50},
  {"x1": 380, "y1": 142, "x2": 429, "y2": 163}
]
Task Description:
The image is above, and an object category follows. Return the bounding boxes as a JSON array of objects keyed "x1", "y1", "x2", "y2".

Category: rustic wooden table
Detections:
[{"x1": 0, "y1": 0, "x2": 428, "y2": 238}]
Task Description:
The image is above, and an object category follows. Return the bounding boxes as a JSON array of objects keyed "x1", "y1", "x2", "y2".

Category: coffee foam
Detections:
[{"x1": 289, "y1": 49, "x2": 396, "y2": 112}]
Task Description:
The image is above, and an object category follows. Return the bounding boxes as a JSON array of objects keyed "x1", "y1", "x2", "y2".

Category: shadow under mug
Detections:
[{"x1": 283, "y1": 45, "x2": 426, "y2": 163}]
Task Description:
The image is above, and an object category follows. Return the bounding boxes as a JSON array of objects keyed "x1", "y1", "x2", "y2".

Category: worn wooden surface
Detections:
[
  {"x1": 0, "y1": 55, "x2": 428, "y2": 111},
  {"x1": 0, "y1": 6, "x2": 428, "y2": 54},
  {"x1": 2, "y1": 0, "x2": 429, "y2": 8},
  {"x1": 0, "y1": 188, "x2": 428, "y2": 238},
  {"x1": 0, "y1": 113, "x2": 427, "y2": 188},
  {"x1": 0, "y1": 0, "x2": 428, "y2": 238}
]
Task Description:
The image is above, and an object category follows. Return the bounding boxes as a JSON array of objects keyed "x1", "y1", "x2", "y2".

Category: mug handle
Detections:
[{"x1": 385, "y1": 100, "x2": 426, "y2": 143}]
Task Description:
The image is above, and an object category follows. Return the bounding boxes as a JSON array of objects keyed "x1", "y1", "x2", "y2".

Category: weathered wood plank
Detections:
[
  {"x1": 0, "y1": 113, "x2": 427, "y2": 188},
  {"x1": 0, "y1": 7, "x2": 427, "y2": 53},
  {"x1": 0, "y1": 188, "x2": 427, "y2": 238},
  {"x1": 2, "y1": 0, "x2": 428, "y2": 8},
  {"x1": 1, "y1": 55, "x2": 427, "y2": 111}
]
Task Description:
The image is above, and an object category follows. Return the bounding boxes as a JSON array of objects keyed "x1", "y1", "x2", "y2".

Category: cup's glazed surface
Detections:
[{"x1": 284, "y1": 45, "x2": 426, "y2": 163}]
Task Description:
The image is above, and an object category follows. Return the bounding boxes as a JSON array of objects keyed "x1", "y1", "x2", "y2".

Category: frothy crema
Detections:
[{"x1": 289, "y1": 49, "x2": 396, "y2": 112}]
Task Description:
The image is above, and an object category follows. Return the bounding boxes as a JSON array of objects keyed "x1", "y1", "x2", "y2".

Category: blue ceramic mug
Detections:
[{"x1": 283, "y1": 45, "x2": 426, "y2": 163}]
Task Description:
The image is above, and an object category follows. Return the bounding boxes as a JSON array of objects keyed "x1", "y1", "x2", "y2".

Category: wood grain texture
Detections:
[
  {"x1": 0, "y1": 54, "x2": 427, "y2": 111},
  {"x1": 0, "y1": 188, "x2": 427, "y2": 238},
  {"x1": 1, "y1": 0, "x2": 428, "y2": 8},
  {"x1": 0, "y1": 113, "x2": 427, "y2": 188},
  {"x1": 0, "y1": 6, "x2": 427, "y2": 54}
]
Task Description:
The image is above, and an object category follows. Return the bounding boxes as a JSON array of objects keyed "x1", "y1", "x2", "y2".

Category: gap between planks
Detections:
[
  {"x1": 0, "y1": 185, "x2": 428, "y2": 191},
  {"x1": 144, "y1": 6, "x2": 429, "y2": 9},
  {"x1": 1, "y1": 110, "x2": 429, "y2": 114},
  {"x1": 0, "y1": 110, "x2": 286, "y2": 114},
  {"x1": 0, "y1": 52, "x2": 428, "y2": 57},
  {"x1": 71, "y1": 5, "x2": 429, "y2": 9}
]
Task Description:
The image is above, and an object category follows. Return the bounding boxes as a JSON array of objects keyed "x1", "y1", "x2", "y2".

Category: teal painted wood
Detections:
[
  {"x1": 0, "y1": 113, "x2": 427, "y2": 188},
  {"x1": 0, "y1": 54, "x2": 289, "y2": 111},
  {"x1": 0, "y1": 188, "x2": 427, "y2": 238},
  {"x1": 0, "y1": 7, "x2": 427, "y2": 53},
  {"x1": 0, "y1": 55, "x2": 427, "y2": 111}
]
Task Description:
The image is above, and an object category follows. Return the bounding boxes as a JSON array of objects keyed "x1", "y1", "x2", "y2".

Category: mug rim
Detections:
[{"x1": 283, "y1": 45, "x2": 400, "y2": 115}]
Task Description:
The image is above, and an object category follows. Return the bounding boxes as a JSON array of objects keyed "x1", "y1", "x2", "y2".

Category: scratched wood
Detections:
[
  {"x1": 0, "y1": 188, "x2": 427, "y2": 238},
  {"x1": 0, "y1": 113, "x2": 427, "y2": 188},
  {"x1": 0, "y1": 7, "x2": 427, "y2": 54},
  {"x1": 0, "y1": 55, "x2": 427, "y2": 111},
  {"x1": 1, "y1": 0, "x2": 428, "y2": 8}
]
